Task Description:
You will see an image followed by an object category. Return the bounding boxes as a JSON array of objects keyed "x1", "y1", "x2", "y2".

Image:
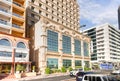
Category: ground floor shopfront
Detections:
[{"x1": 0, "y1": 32, "x2": 30, "y2": 74}]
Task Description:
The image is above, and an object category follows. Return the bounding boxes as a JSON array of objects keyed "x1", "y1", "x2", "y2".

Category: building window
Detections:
[
  {"x1": 39, "y1": 10, "x2": 41, "y2": 14},
  {"x1": 46, "y1": 7, "x2": 48, "y2": 10},
  {"x1": 31, "y1": 0, "x2": 35, "y2": 3},
  {"x1": 63, "y1": 59, "x2": 71, "y2": 68},
  {"x1": 31, "y1": 6, "x2": 34, "y2": 10},
  {"x1": 84, "y1": 61, "x2": 89, "y2": 68},
  {"x1": 0, "y1": 51, "x2": 12, "y2": 57},
  {"x1": 74, "y1": 39, "x2": 81, "y2": 55},
  {"x1": 83, "y1": 42, "x2": 89, "y2": 56},
  {"x1": 47, "y1": 58, "x2": 58, "y2": 69},
  {"x1": 17, "y1": 42, "x2": 26, "y2": 48},
  {"x1": 75, "y1": 60, "x2": 81, "y2": 67},
  {"x1": 31, "y1": 13, "x2": 34, "y2": 17},
  {"x1": 47, "y1": 30, "x2": 58, "y2": 52},
  {"x1": 46, "y1": 13, "x2": 48, "y2": 16},
  {"x1": 15, "y1": 52, "x2": 27, "y2": 58},
  {"x1": 62, "y1": 35, "x2": 71, "y2": 54},
  {"x1": 39, "y1": 3, "x2": 42, "y2": 7},
  {"x1": 0, "y1": 39, "x2": 11, "y2": 46}
]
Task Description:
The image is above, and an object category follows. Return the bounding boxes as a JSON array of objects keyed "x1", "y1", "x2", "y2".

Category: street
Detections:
[{"x1": 24, "y1": 75, "x2": 75, "y2": 81}]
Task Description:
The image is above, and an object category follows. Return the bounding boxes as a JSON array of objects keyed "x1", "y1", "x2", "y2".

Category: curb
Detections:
[{"x1": 17, "y1": 73, "x2": 69, "y2": 81}]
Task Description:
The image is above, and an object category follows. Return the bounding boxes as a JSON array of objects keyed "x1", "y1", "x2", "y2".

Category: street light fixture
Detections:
[{"x1": 80, "y1": 25, "x2": 86, "y2": 71}]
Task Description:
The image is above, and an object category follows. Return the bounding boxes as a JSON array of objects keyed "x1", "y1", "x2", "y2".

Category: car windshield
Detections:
[{"x1": 108, "y1": 76, "x2": 118, "y2": 81}]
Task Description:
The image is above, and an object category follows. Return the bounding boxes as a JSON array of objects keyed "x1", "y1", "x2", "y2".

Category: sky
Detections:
[{"x1": 77, "y1": 0, "x2": 120, "y2": 30}]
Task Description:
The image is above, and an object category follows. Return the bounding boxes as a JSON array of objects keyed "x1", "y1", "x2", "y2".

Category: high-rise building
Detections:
[
  {"x1": 118, "y1": 6, "x2": 120, "y2": 29},
  {"x1": 84, "y1": 23, "x2": 120, "y2": 69},
  {"x1": 27, "y1": 0, "x2": 91, "y2": 74},
  {"x1": 0, "y1": 0, "x2": 30, "y2": 74}
]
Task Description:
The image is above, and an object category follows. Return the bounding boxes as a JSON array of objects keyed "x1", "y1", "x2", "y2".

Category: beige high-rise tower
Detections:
[{"x1": 27, "y1": 0, "x2": 91, "y2": 74}]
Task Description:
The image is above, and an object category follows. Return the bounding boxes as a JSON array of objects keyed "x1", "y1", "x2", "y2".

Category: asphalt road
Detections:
[{"x1": 26, "y1": 75, "x2": 75, "y2": 81}]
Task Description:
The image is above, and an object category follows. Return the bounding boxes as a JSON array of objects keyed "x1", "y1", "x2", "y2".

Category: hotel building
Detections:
[
  {"x1": 26, "y1": 0, "x2": 91, "y2": 74},
  {"x1": 0, "y1": 0, "x2": 30, "y2": 74},
  {"x1": 84, "y1": 23, "x2": 120, "y2": 68}
]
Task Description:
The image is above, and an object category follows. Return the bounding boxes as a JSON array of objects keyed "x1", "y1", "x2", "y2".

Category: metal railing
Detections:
[
  {"x1": 12, "y1": 24, "x2": 21, "y2": 29},
  {"x1": 0, "y1": 19, "x2": 9, "y2": 25},
  {"x1": 13, "y1": 13, "x2": 23, "y2": 18},
  {"x1": 13, "y1": 2, "x2": 24, "y2": 8}
]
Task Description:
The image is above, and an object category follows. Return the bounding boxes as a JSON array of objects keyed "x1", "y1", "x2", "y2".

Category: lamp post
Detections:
[{"x1": 79, "y1": 25, "x2": 86, "y2": 71}]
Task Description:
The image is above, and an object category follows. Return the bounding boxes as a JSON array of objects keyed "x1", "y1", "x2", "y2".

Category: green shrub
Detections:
[
  {"x1": 84, "y1": 67, "x2": 91, "y2": 71},
  {"x1": 68, "y1": 67, "x2": 73, "y2": 72},
  {"x1": 61, "y1": 67, "x2": 66, "y2": 73},
  {"x1": 45, "y1": 68, "x2": 51, "y2": 74},
  {"x1": 51, "y1": 68, "x2": 61, "y2": 73},
  {"x1": 75, "y1": 66, "x2": 82, "y2": 69}
]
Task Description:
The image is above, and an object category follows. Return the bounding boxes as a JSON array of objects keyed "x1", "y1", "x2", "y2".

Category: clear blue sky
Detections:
[{"x1": 77, "y1": 0, "x2": 120, "y2": 30}]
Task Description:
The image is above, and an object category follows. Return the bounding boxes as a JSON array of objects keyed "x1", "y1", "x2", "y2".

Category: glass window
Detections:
[
  {"x1": 47, "y1": 58, "x2": 58, "y2": 69},
  {"x1": 0, "y1": 51, "x2": 12, "y2": 57},
  {"x1": 84, "y1": 61, "x2": 89, "y2": 68},
  {"x1": 47, "y1": 30, "x2": 58, "y2": 52},
  {"x1": 0, "y1": 39, "x2": 11, "y2": 46},
  {"x1": 62, "y1": 35, "x2": 71, "y2": 54},
  {"x1": 15, "y1": 52, "x2": 27, "y2": 58},
  {"x1": 17, "y1": 42, "x2": 26, "y2": 48},
  {"x1": 74, "y1": 39, "x2": 81, "y2": 55},
  {"x1": 75, "y1": 60, "x2": 81, "y2": 66},
  {"x1": 63, "y1": 59, "x2": 71, "y2": 68},
  {"x1": 83, "y1": 42, "x2": 89, "y2": 56}
]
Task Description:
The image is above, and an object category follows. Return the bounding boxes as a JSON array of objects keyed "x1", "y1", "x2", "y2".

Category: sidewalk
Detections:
[
  {"x1": 0, "y1": 73, "x2": 69, "y2": 81},
  {"x1": 18, "y1": 72, "x2": 69, "y2": 81}
]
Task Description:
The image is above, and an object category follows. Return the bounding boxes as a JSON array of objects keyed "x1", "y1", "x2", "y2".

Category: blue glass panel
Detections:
[
  {"x1": 62, "y1": 35, "x2": 71, "y2": 54},
  {"x1": 83, "y1": 42, "x2": 89, "y2": 56},
  {"x1": 47, "y1": 30, "x2": 58, "y2": 52},
  {"x1": 15, "y1": 52, "x2": 27, "y2": 58},
  {"x1": 74, "y1": 39, "x2": 81, "y2": 55},
  {"x1": 0, "y1": 51, "x2": 12, "y2": 57},
  {"x1": 17, "y1": 42, "x2": 26, "y2": 48},
  {"x1": 75, "y1": 60, "x2": 81, "y2": 66},
  {"x1": 63, "y1": 59, "x2": 71, "y2": 68},
  {"x1": 0, "y1": 39, "x2": 11, "y2": 46},
  {"x1": 47, "y1": 58, "x2": 58, "y2": 69}
]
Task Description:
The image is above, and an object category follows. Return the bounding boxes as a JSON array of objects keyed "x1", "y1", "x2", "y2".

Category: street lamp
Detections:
[{"x1": 80, "y1": 25, "x2": 86, "y2": 71}]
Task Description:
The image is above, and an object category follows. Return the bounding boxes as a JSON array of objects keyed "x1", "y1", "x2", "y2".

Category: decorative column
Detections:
[
  {"x1": 81, "y1": 40, "x2": 85, "y2": 71},
  {"x1": 39, "y1": 26, "x2": 47, "y2": 74},
  {"x1": 11, "y1": 47, "x2": 15, "y2": 75},
  {"x1": 71, "y1": 37, "x2": 75, "y2": 69},
  {"x1": 58, "y1": 32, "x2": 63, "y2": 69}
]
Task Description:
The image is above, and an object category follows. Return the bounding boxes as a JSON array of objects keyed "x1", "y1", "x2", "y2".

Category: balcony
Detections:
[
  {"x1": 13, "y1": 2, "x2": 24, "y2": 12},
  {"x1": 13, "y1": 1, "x2": 23, "y2": 8},
  {"x1": 1, "y1": 0, "x2": 12, "y2": 6},
  {"x1": 13, "y1": 13, "x2": 23, "y2": 18},
  {"x1": 12, "y1": 13, "x2": 24, "y2": 22},
  {"x1": 0, "y1": 8, "x2": 11, "y2": 17},
  {"x1": 0, "y1": 19, "x2": 11, "y2": 29},
  {"x1": 12, "y1": 24, "x2": 24, "y2": 29}
]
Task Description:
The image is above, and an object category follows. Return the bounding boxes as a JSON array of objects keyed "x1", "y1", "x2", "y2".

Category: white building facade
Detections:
[{"x1": 84, "y1": 23, "x2": 120, "y2": 68}]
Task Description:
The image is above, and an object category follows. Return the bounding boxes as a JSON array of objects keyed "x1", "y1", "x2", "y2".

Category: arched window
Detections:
[
  {"x1": 0, "y1": 39, "x2": 11, "y2": 46},
  {"x1": 17, "y1": 42, "x2": 26, "y2": 48}
]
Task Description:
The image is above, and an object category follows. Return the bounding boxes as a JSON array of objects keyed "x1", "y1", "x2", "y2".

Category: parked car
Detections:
[
  {"x1": 111, "y1": 70, "x2": 120, "y2": 81},
  {"x1": 76, "y1": 71, "x2": 93, "y2": 81},
  {"x1": 70, "y1": 68, "x2": 82, "y2": 77},
  {"x1": 82, "y1": 74, "x2": 117, "y2": 81}
]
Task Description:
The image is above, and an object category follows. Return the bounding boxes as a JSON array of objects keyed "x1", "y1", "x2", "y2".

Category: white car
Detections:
[
  {"x1": 82, "y1": 74, "x2": 117, "y2": 81},
  {"x1": 70, "y1": 69, "x2": 82, "y2": 76}
]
